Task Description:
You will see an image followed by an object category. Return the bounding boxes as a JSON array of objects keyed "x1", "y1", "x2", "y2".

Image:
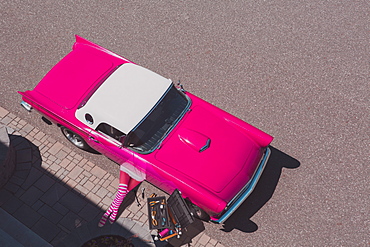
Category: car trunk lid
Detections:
[{"x1": 33, "y1": 45, "x2": 115, "y2": 110}]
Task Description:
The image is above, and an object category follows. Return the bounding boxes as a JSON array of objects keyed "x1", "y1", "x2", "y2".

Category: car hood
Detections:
[{"x1": 155, "y1": 105, "x2": 259, "y2": 193}]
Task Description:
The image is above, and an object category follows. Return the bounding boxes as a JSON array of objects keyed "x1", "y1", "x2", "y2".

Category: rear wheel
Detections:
[
  {"x1": 188, "y1": 203, "x2": 210, "y2": 222},
  {"x1": 61, "y1": 127, "x2": 91, "y2": 151}
]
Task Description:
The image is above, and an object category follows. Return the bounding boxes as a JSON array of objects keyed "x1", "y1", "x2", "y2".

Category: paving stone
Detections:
[
  {"x1": 59, "y1": 190, "x2": 88, "y2": 213},
  {"x1": 103, "y1": 172, "x2": 111, "y2": 180},
  {"x1": 0, "y1": 107, "x2": 220, "y2": 246},
  {"x1": 34, "y1": 174, "x2": 56, "y2": 192},
  {"x1": 13, "y1": 204, "x2": 42, "y2": 228},
  {"x1": 48, "y1": 155, "x2": 57, "y2": 162},
  {"x1": 71, "y1": 154, "x2": 83, "y2": 161},
  {"x1": 1, "y1": 195, "x2": 23, "y2": 214},
  {"x1": 0, "y1": 207, "x2": 52, "y2": 247},
  {"x1": 32, "y1": 200, "x2": 44, "y2": 211},
  {"x1": 32, "y1": 217, "x2": 61, "y2": 242},
  {"x1": 4, "y1": 183, "x2": 20, "y2": 197},
  {"x1": 40, "y1": 183, "x2": 68, "y2": 206},
  {"x1": 197, "y1": 233, "x2": 211, "y2": 246},
  {"x1": 13, "y1": 169, "x2": 29, "y2": 180},
  {"x1": 86, "y1": 216, "x2": 108, "y2": 238},
  {"x1": 101, "y1": 196, "x2": 114, "y2": 206},
  {"x1": 83, "y1": 181, "x2": 95, "y2": 191},
  {"x1": 208, "y1": 238, "x2": 218, "y2": 246},
  {"x1": 78, "y1": 203, "x2": 101, "y2": 222},
  {"x1": 130, "y1": 221, "x2": 150, "y2": 239},
  {"x1": 75, "y1": 224, "x2": 91, "y2": 243},
  {"x1": 84, "y1": 160, "x2": 94, "y2": 168},
  {"x1": 132, "y1": 211, "x2": 143, "y2": 221},
  {"x1": 205, "y1": 242, "x2": 216, "y2": 247},
  {"x1": 59, "y1": 211, "x2": 84, "y2": 232},
  {"x1": 139, "y1": 213, "x2": 148, "y2": 224},
  {"x1": 90, "y1": 165, "x2": 107, "y2": 179},
  {"x1": 110, "y1": 178, "x2": 119, "y2": 188},
  {"x1": 34, "y1": 131, "x2": 45, "y2": 140},
  {"x1": 0, "y1": 107, "x2": 9, "y2": 118},
  {"x1": 68, "y1": 166, "x2": 83, "y2": 180},
  {"x1": 55, "y1": 150, "x2": 68, "y2": 160},
  {"x1": 57, "y1": 231, "x2": 83, "y2": 247},
  {"x1": 49, "y1": 142, "x2": 64, "y2": 155},
  {"x1": 53, "y1": 202, "x2": 69, "y2": 216},
  {"x1": 16, "y1": 148, "x2": 32, "y2": 163},
  {"x1": 41, "y1": 161, "x2": 50, "y2": 170},
  {"x1": 8, "y1": 175, "x2": 24, "y2": 186},
  {"x1": 77, "y1": 184, "x2": 91, "y2": 196},
  {"x1": 121, "y1": 218, "x2": 137, "y2": 232},
  {"x1": 7, "y1": 113, "x2": 16, "y2": 120},
  {"x1": 10, "y1": 135, "x2": 29, "y2": 148},
  {"x1": 96, "y1": 187, "x2": 109, "y2": 198},
  {"x1": 59, "y1": 159, "x2": 71, "y2": 169},
  {"x1": 82, "y1": 170, "x2": 92, "y2": 178},
  {"x1": 33, "y1": 139, "x2": 42, "y2": 147},
  {"x1": 1, "y1": 116, "x2": 12, "y2": 125},
  {"x1": 15, "y1": 162, "x2": 32, "y2": 171},
  {"x1": 79, "y1": 176, "x2": 88, "y2": 186},
  {"x1": 22, "y1": 124, "x2": 34, "y2": 134},
  {"x1": 20, "y1": 186, "x2": 43, "y2": 206},
  {"x1": 21, "y1": 167, "x2": 43, "y2": 190},
  {"x1": 14, "y1": 187, "x2": 26, "y2": 198},
  {"x1": 0, "y1": 189, "x2": 14, "y2": 207},
  {"x1": 49, "y1": 163, "x2": 61, "y2": 174},
  {"x1": 38, "y1": 204, "x2": 63, "y2": 224},
  {"x1": 55, "y1": 167, "x2": 66, "y2": 178},
  {"x1": 65, "y1": 178, "x2": 77, "y2": 189},
  {"x1": 121, "y1": 209, "x2": 131, "y2": 218}
]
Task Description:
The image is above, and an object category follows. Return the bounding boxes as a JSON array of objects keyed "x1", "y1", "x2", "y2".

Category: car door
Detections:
[{"x1": 86, "y1": 123, "x2": 146, "y2": 180}]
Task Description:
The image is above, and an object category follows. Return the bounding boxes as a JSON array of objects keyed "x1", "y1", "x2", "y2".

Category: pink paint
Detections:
[{"x1": 19, "y1": 35, "x2": 273, "y2": 222}]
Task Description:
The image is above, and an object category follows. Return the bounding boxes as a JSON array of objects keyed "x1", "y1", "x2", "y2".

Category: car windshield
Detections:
[{"x1": 125, "y1": 85, "x2": 190, "y2": 153}]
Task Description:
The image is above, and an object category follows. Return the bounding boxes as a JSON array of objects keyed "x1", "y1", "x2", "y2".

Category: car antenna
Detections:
[{"x1": 177, "y1": 80, "x2": 186, "y2": 92}]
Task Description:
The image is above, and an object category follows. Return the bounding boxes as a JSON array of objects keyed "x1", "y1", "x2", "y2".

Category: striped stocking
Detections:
[{"x1": 98, "y1": 184, "x2": 128, "y2": 227}]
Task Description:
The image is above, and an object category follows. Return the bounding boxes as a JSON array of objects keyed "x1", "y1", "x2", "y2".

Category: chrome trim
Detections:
[
  {"x1": 211, "y1": 147, "x2": 271, "y2": 224},
  {"x1": 128, "y1": 85, "x2": 191, "y2": 154},
  {"x1": 20, "y1": 101, "x2": 32, "y2": 112},
  {"x1": 200, "y1": 139, "x2": 211, "y2": 152}
]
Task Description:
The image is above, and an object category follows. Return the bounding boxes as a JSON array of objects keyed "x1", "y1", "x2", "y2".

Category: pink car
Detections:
[{"x1": 19, "y1": 36, "x2": 273, "y2": 223}]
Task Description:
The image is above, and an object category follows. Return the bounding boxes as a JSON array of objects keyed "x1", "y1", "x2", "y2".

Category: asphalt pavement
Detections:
[{"x1": 0, "y1": 1, "x2": 369, "y2": 246}]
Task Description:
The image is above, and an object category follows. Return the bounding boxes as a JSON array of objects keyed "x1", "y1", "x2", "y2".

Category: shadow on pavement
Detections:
[
  {"x1": 0, "y1": 134, "x2": 153, "y2": 246},
  {"x1": 220, "y1": 146, "x2": 300, "y2": 233},
  {"x1": 120, "y1": 185, "x2": 206, "y2": 247}
]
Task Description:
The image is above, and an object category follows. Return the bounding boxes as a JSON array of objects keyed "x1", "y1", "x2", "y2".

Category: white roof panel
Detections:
[{"x1": 76, "y1": 63, "x2": 172, "y2": 133}]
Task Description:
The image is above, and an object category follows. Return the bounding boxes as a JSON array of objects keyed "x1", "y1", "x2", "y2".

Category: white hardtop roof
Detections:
[{"x1": 76, "y1": 63, "x2": 172, "y2": 133}]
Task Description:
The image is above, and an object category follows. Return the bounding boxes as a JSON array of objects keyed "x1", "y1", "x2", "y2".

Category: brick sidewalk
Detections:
[{"x1": 0, "y1": 106, "x2": 225, "y2": 247}]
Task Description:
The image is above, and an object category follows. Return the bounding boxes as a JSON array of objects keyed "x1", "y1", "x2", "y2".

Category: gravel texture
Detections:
[{"x1": 0, "y1": 1, "x2": 369, "y2": 246}]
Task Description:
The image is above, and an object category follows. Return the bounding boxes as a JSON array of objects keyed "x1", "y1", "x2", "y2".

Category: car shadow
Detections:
[
  {"x1": 0, "y1": 134, "x2": 153, "y2": 246},
  {"x1": 220, "y1": 146, "x2": 300, "y2": 233}
]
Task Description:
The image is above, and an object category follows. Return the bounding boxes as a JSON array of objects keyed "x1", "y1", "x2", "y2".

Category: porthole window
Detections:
[{"x1": 85, "y1": 113, "x2": 94, "y2": 125}]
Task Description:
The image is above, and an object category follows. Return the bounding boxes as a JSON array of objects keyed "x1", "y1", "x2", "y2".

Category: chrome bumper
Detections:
[
  {"x1": 211, "y1": 147, "x2": 271, "y2": 224},
  {"x1": 20, "y1": 101, "x2": 32, "y2": 112}
]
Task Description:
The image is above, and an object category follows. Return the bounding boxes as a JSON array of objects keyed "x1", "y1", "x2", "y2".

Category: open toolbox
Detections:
[{"x1": 147, "y1": 189, "x2": 194, "y2": 241}]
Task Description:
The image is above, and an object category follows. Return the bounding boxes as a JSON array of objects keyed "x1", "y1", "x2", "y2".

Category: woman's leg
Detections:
[{"x1": 98, "y1": 171, "x2": 130, "y2": 227}]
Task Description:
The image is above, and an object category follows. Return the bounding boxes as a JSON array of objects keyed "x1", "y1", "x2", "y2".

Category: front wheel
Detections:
[{"x1": 61, "y1": 127, "x2": 91, "y2": 151}]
